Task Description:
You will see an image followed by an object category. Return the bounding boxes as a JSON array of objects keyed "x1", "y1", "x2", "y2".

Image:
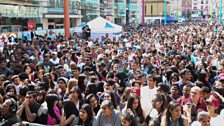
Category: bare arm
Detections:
[
  {"x1": 60, "y1": 109, "x2": 76, "y2": 126},
  {"x1": 160, "y1": 116, "x2": 166, "y2": 126},
  {"x1": 143, "y1": 109, "x2": 147, "y2": 120},
  {"x1": 16, "y1": 105, "x2": 25, "y2": 117},
  {"x1": 24, "y1": 106, "x2": 37, "y2": 122},
  {"x1": 62, "y1": 116, "x2": 76, "y2": 126},
  {"x1": 184, "y1": 118, "x2": 189, "y2": 126}
]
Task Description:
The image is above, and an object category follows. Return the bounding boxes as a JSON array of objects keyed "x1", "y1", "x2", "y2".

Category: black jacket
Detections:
[{"x1": 0, "y1": 114, "x2": 21, "y2": 126}]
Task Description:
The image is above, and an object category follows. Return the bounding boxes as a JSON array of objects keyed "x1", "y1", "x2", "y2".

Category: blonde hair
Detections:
[{"x1": 66, "y1": 78, "x2": 78, "y2": 93}]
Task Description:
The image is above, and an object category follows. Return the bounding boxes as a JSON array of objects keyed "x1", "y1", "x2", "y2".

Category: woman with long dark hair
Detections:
[
  {"x1": 85, "y1": 83, "x2": 97, "y2": 96},
  {"x1": 146, "y1": 94, "x2": 167, "y2": 125},
  {"x1": 124, "y1": 94, "x2": 146, "y2": 126},
  {"x1": 22, "y1": 63, "x2": 34, "y2": 81},
  {"x1": 85, "y1": 93, "x2": 100, "y2": 116},
  {"x1": 46, "y1": 93, "x2": 61, "y2": 125},
  {"x1": 169, "y1": 72, "x2": 179, "y2": 85},
  {"x1": 61, "y1": 86, "x2": 84, "y2": 126},
  {"x1": 103, "y1": 90, "x2": 119, "y2": 110},
  {"x1": 78, "y1": 74, "x2": 87, "y2": 93},
  {"x1": 196, "y1": 70, "x2": 211, "y2": 89},
  {"x1": 161, "y1": 100, "x2": 188, "y2": 126},
  {"x1": 70, "y1": 104, "x2": 95, "y2": 126},
  {"x1": 43, "y1": 73, "x2": 57, "y2": 90},
  {"x1": 5, "y1": 84, "x2": 17, "y2": 95}
]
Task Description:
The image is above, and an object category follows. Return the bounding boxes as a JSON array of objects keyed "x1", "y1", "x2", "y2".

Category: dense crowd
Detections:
[{"x1": 0, "y1": 21, "x2": 224, "y2": 126}]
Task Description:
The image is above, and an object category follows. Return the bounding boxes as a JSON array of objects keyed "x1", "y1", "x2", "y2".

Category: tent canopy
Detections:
[
  {"x1": 76, "y1": 22, "x2": 88, "y2": 28},
  {"x1": 162, "y1": 16, "x2": 178, "y2": 23},
  {"x1": 75, "y1": 17, "x2": 123, "y2": 34}
]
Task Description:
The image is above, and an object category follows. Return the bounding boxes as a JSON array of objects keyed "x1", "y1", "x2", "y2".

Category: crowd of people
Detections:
[{"x1": 0, "y1": 21, "x2": 224, "y2": 126}]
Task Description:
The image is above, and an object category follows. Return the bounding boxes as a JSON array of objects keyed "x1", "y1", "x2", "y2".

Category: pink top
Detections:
[{"x1": 47, "y1": 106, "x2": 61, "y2": 125}]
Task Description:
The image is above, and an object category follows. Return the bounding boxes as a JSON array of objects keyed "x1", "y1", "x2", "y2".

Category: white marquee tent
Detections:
[{"x1": 75, "y1": 17, "x2": 123, "y2": 40}]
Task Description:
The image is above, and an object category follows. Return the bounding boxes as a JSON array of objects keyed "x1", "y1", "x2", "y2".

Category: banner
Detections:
[
  {"x1": 27, "y1": 20, "x2": 36, "y2": 31},
  {"x1": 0, "y1": 32, "x2": 18, "y2": 43}
]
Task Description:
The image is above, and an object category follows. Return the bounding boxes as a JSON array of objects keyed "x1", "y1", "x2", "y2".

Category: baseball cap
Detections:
[{"x1": 206, "y1": 97, "x2": 219, "y2": 108}]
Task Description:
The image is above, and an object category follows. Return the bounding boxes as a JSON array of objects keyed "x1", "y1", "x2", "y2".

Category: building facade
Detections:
[
  {"x1": 0, "y1": 0, "x2": 83, "y2": 31},
  {"x1": 43, "y1": 0, "x2": 82, "y2": 30},
  {"x1": 0, "y1": 0, "x2": 47, "y2": 32},
  {"x1": 114, "y1": 0, "x2": 127, "y2": 25},
  {"x1": 170, "y1": 0, "x2": 182, "y2": 18},
  {"x1": 81, "y1": 0, "x2": 100, "y2": 22},
  {"x1": 181, "y1": 0, "x2": 192, "y2": 18},
  {"x1": 126, "y1": 0, "x2": 141, "y2": 24},
  {"x1": 191, "y1": 0, "x2": 209, "y2": 18},
  {"x1": 0, "y1": 0, "x2": 142, "y2": 32},
  {"x1": 100, "y1": 0, "x2": 115, "y2": 23},
  {"x1": 145, "y1": 0, "x2": 171, "y2": 21}
]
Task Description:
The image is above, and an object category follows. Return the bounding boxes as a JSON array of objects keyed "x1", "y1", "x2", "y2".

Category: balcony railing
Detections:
[{"x1": 48, "y1": 8, "x2": 79, "y2": 14}]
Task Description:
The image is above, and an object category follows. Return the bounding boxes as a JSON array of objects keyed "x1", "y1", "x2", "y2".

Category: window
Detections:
[
  {"x1": 151, "y1": 5, "x2": 153, "y2": 14},
  {"x1": 192, "y1": 11, "x2": 198, "y2": 14},
  {"x1": 145, "y1": 5, "x2": 146, "y2": 13},
  {"x1": 48, "y1": 19, "x2": 54, "y2": 23}
]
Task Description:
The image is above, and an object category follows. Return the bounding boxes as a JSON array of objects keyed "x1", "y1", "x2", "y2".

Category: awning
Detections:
[{"x1": 43, "y1": 14, "x2": 83, "y2": 19}]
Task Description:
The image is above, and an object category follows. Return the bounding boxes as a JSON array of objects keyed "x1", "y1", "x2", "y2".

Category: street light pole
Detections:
[
  {"x1": 142, "y1": 0, "x2": 145, "y2": 25},
  {"x1": 64, "y1": 0, "x2": 70, "y2": 39},
  {"x1": 219, "y1": 0, "x2": 222, "y2": 25},
  {"x1": 164, "y1": 0, "x2": 167, "y2": 25}
]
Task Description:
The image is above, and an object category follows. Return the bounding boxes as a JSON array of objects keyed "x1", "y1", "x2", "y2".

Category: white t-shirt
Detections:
[
  {"x1": 50, "y1": 58, "x2": 60, "y2": 65},
  {"x1": 211, "y1": 115, "x2": 224, "y2": 126},
  {"x1": 140, "y1": 86, "x2": 157, "y2": 114}
]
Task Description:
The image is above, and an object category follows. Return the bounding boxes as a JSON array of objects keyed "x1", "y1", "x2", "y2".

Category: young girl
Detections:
[
  {"x1": 121, "y1": 110, "x2": 137, "y2": 126},
  {"x1": 70, "y1": 104, "x2": 95, "y2": 126},
  {"x1": 123, "y1": 94, "x2": 146, "y2": 126},
  {"x1": 46, "y1": 94, "x2": 61, "y2": 125},
  {"x1": 161, "y1": 100, "x2": 188, "y2": 126}
]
